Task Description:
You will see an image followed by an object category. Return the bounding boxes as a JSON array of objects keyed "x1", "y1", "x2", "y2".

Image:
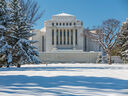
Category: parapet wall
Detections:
[{"x1": 39, "y1": 52, "x2": 101, "y2": 63}]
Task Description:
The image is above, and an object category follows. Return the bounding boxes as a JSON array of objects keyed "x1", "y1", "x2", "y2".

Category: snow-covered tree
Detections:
[
  {"x1": 8, "y1": 0, "x2": 41, "y2": 67},
  {"x1": 117, "y1": 19, "x2": 128, "y2": 63},
  {"x1": 0, "y1": 36, "x2": 12, "y2": 67},
  {"x1": 0, "y1": 0, "x2": 12, "y2": 67}
]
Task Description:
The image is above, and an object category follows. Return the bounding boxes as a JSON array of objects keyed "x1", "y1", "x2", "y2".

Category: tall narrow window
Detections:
[
  {"x1": 74, "y1": 22, "x2": 76, "y2": 26},
  {"x1": 67, "y1": 30, "x2": 69, "y2": 44},
  {"x1": 70, "y1": 23, "x2": 72, "y2": 26},
  {"x1": 56, "y1": 29, "x2": 58, "y2": 45},
  {"x1": 63, "y1": 23, "x2": 65, "y2": 26},
  {"x1": 64, "y1": 30, "x2": 66, "y2": 44},
  {"x1": 75, "y1": 29, "x2": 77, "y2": 45},
  {"x1": 84, "y1": 36, "x2": 86, "y2": 51},
  {"x1": 60, "y1": 30, "x2": 62, "y2": 45},
  {"x1": 52, "y1": 29, "x2": 54, "y2": 45},
  {"x1": 81, "y1": 22, "x2": 83, "y2": 26},
  {"x1": 52, "y1": 23, "x2": 54, "y2": 26},
  {"x1": 66, "y1": 23, "x2": 68, "y2": 26},
  {"x1": 42, "y1": 36, "x2": 44, "y2": 52},
  {"x1": 71, "y1": 29, "x2": 73, "y2": 45},
  {"x1": 56, "y1": 23, "x2": 58, "y2": 26}
]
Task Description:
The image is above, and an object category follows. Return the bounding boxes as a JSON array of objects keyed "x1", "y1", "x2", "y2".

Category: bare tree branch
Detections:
[
  {"x1": 20, "y1": 0, "x2": 44, "y2": 24},
  {"x1": 83, "y1": 19, "x2": 120, "y2": 64}
]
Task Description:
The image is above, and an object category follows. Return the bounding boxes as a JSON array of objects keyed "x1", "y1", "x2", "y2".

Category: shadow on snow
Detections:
[
  {"x1": 0, "y1": 75, "x2": 128, "y2": 95},
  {"x1": 0, "y1": 66, "x2": 128, "y2": 71}
]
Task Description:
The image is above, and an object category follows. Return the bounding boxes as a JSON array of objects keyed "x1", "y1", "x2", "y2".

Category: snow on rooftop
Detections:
[
  {"x1": 54, "y1": 13, "x2": 74, "y2": 16},
  {"x1": 41, "y1": 27, "x2": 46, "y2": 32}
]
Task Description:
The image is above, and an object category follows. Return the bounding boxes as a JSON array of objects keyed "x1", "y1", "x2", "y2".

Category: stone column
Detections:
[
  {"x1": 58, "y1": 29, "x2": 60, "y2": 45},
  {"x1": 73, "y1": 29, "x2": 76, "y2": 49},
  {"x1": 69, "y1": 29, "x2": 71, "y2": 45},
  {"x1": 65, "y1": 29, "x2": 67, "y2": 45},
  {"x1": 54, "y1": 28, "x2": 56, "y2": 48},
  {"x1": 62, "y1": 29, "x2": 64, "y2": 45}
]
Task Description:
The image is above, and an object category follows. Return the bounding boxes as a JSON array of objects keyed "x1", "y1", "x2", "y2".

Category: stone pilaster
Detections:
[{"x1": 73, "y1": 29, "x2": 76, "y2": 49}]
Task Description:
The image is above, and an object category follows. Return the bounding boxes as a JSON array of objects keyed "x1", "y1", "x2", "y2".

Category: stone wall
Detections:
[
  {"x1": 111, "y1": 56, "x2": 123, "y2": 63},
  {"x1": 103, "y1": 56, "x2": 123, "y2": 63},
  {"x1": 39, "y1": 52, "x2": 101, "y2": 63}
]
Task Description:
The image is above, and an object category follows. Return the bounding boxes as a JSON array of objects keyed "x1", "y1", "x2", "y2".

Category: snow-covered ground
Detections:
[{"x1": 0, "y1": 63, "x2": 128, "y2": 96}]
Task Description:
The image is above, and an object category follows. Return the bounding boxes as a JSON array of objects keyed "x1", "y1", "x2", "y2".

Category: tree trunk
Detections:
[
  {"x1": 17, "y1": 64, "x2": 21, "y2": 68},
  {"x1": 6, "y1": 63, "x2": 9, "y2": 68},
  {"x1": 107, "y1": 54, "x2": 112, "y2": 65},
  {"x1": 0, "y1": 65, "x2": 3, "y2": 68}
]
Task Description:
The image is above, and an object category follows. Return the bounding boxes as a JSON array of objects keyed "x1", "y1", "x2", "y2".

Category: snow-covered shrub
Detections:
[{"x1": 96, "y1": 54, "x2": 102, "y2": 63}]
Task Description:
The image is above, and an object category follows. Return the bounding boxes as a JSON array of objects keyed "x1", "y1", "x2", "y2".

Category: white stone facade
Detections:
[
  {"x1": 39, "y1": 52, "x2": 101, "y2": 63},
  {"x1": 33, "y1": 13, "x2": 100, "y2": 53}
]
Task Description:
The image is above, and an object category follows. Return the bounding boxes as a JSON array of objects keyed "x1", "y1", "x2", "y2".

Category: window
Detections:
[
  {"x1": 64, "y1": 30, "x2": 66, "y2": 44},
  {"x1": 71, "y1": 30, "x2": 73, "y2": 45},
  {"x1": 81, "y1": 22, "x2": 83, "y2": 26},
  {"x1": 56, "y1": 29, "x2": 58, "y2": 45},
  {"x1": 42, "y1": 36, "x2": 44, "y2": 52},
  {"x1": 70, "y1": 23, "x2": 72, "y2": 26},
  {"x1": 52, "y1": 23, "x2": 54, "y2": 26},
  {"x1": 66, "y1": 23, "x2": 68, "y2": 26},
  {"x1": 52, "y1": 29, "x2": 54, "y2": 45},
  {"x1": 67, "y1": 30, "x2": 69, "y2": 44},
  {"x1": 60, "y1": 30, "x2": 62, "y2": 45},
  {"x1": 60, "y1": 23, "x2": 61, "y2": 26},
  {"x1": 84, "y1": 36, "x2": 86, "y2": 51},
  {"x1": 56, "y1": 23, "x2": 58, "y2": 26},
  {"x1": 63, "y1": 23, "x2": 65, "y2": 26},
  {"x1": 74, "y1": 22, "x2": 76, "y2": 26},
  {"x1": 75, "y1": 29, "x2": 77, "y2": 45}
]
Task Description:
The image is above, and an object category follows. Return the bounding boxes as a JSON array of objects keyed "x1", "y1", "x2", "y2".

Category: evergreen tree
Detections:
[
  {"x1": 8, "y1": 0, "x2": 41, "y2": 67},
  {"x1": 0, "y1": 36, "x2": 12, "y2": 67},
  {"x1": 117, "y1": 19, "x2": 128, "y2": 63},
  {"x1": 0, "y1": 0, "x2": 12, "y2": 67}
]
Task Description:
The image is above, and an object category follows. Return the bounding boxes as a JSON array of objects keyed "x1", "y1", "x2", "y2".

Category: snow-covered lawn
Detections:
[{"x1": 0, "y1": 63, "x2": 128, "y2": 96}]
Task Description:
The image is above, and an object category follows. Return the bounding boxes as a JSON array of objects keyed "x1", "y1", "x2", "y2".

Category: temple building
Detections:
[
  {"x1": 32, "y1": 13, "x2": 101, "y2": 63},
  {"x1": 33, "y1": 13, "x2": 100, "y2": 52}
]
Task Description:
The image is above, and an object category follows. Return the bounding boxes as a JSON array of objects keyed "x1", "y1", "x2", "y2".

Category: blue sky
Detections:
[{"x1": 34, "y1": 0, "x2": 128, "y2": 29}]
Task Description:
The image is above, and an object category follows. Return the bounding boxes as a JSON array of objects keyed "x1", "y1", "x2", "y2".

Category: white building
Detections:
[
  {"x1": 33, "y1": 13, "x2": 100, "y2": 52},
  {"x1": 33, "y1": 13, "x2": 101, "y2": 63}
]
